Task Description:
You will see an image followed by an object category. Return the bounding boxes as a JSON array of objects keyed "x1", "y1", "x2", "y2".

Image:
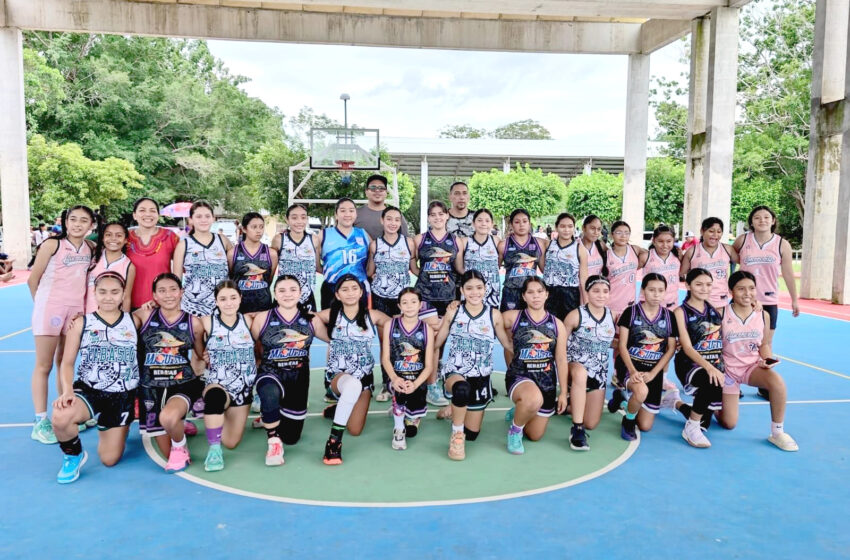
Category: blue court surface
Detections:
[{"x1": 1, "y1": 282, "x2": 848, "y2": 559}]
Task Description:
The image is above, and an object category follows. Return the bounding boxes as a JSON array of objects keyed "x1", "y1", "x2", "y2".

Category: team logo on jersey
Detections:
[
  {"x1": 276, "y1": 329, "x2": 309, "y2": 349},
  {"x1": 394, "y1": 341, "x2": 423, "y2": 372},
  {"x1": 629, "y1": 329, "x2": 664, "y2": 361},
  {"x1": 509, "y1": 253, "x2": 538, "y2": 278},
  {"x1": 518, "y1": 330, "x2": 554, "y2": 361},
  {"x1": 62, "y1": 254, "x2": 91, "y2": 267},
  {"x1": 239, "y1": 263, "x2": 268, "y2": 291},
  {"x1": 144, "y1": 331, "x2": 189, "y2": 368}
]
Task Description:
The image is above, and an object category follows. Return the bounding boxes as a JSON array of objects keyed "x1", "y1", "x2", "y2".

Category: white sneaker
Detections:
[
  {"x1": 251, "y1": 416, "x2": 264, "y2": 429},
  {"x1": 436, "y1": 405, "x2": 453, "y2": 420},
  {"x1": 375, "y1": 387, "x2": 391, "y2": 402},
  {"x1": 682, "y1": 420, "x2": 711, "y2": 448},
  {"x1": 265, "y1": 437, "x2": 285, "y2": 466},
  {"x1": 660, "y1": 389, "x2": 680, "y2": 410},
  {"x1": 426, "y1": 383, "x2": 449, "y2": 406},
  {"x1": 768, "y1": 432, "x2": 799, "y2": 452},
  {"x1": 251, "y1": 399, "x2": 261, "y2": 413},
  {"x1": 392, "y1": 428, "x2": 407, "y2": 450}
]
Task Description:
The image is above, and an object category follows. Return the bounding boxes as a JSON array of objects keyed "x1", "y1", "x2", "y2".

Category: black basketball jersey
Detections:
[
  {"x1": 139, "y1": 309, "x2": 196, "y2": 387},
  {"x1": 258, "y1": 308, "x2": 314, "y2": 376},
  {"x1": 389, "y1": 317, "x2": 427, "y2": 380},
  {"x1": 678, "y1": 301, "x2": 724, "y2": 368},
  {"x1": 415, "y1": 231, "x2": 457, "y2": 302},
  {"x1": 507, "y1": 310, "x2": 558, "y2": 384},
  {"x1": 503, "y1": 235, "x2": 541, "y2": 290},
  {"x1": 230, "y1": 241, "x2": 273, "y2": 313},
  {"x1": 619, "y1": 303, "x2": 674, "y2": 370}
]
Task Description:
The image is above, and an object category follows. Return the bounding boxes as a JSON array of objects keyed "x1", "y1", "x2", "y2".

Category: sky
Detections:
[{"x1": 207, "y1": 37, "x2": 689, "y2": 155}]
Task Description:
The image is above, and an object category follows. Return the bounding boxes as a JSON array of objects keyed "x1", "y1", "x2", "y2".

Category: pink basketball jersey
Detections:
[
  {"x1": 85, "y1": 254, "x2": 132, "y2": 313},
  {"x1": 641, "y1": 248, "x2": 680, "y2": 308},
  {"x1": 34, "y1": 238, "x2": 91, "y2": 309},
  {"x1": 607, "y1": 246, "x2": 639, "y2": 318},
  {"x1": 721, "y1": 305, "x2": 764, "y2": 372},
  {"x1": 690, "y1": 242, "x2": 732, "y2": 308},
  {"x1": 586, "y1": 242, "x2": 604, "y2": 277},
  {"x1": 739, "y1": 232, "x2": 781, "y2": 305}
]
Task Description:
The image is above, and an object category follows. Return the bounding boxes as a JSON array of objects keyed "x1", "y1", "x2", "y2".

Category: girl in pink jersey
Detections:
[
  {"x1": 681, "y1": 217, "x2": 739, "y2": 309},
  {"x1": 580, "y1": 214, "x2": 607, "y2": 278},
  {"x1": 716, "y1": 270, "x2": 797, "y2": 451},
  {"x1": 85, "y1": 222, "x2": 136, "y2": 314},
  {"x1": 640, "y1": 225, "x2": 681, "y2": 309},
  {"x1": 606, "y1": 220, "x2": 647, "y2": 319},
  {"x1": 28, "y1": 205, "x2": 96, "y2": 444}
]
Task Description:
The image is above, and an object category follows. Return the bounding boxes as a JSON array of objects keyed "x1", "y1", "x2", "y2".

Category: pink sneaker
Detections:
[
  {"x1": 184, "y1": 420, "x2": 198, "y2": 436},
  {"x1": 265, "y1": 437, "x2": 285, "y2": 466},
  {"x1": 165, "y1": 445, "x2": 191, "y2": 473}
]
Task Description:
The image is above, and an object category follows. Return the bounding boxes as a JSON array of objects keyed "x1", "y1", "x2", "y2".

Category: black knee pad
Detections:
[
  {"x1": 203, "y1": 387, "x2": 228, "y2": 415},
  {"x1": 280, "y1": 416, "x2": 304, "y2": 445},
  {"x1": 463, "y1": 427, "x2": 480, "y2": 441},
  {"x1": 257, "y1": 380, "x2": 283, "y2": 424},
  {"x1": 451, "y1": 380, "x2": 471, "y2": 407},
  {"x1": 405, "y1": 423, "x2": 418, "y2": 438}
]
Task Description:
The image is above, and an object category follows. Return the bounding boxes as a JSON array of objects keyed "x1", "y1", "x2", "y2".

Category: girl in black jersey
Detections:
[
  {"x1": 614, "y1": 273, "x2": 677, "y2": 441},
  {"x1": 413, "y1": 200, "x2": 458, "y2": 321},
  {"x1": 498, "y1": 208, "x2": 546, "y2": 312},
  {"x1": 228, "y1": 212, "x2": 277, "y2": 315}
]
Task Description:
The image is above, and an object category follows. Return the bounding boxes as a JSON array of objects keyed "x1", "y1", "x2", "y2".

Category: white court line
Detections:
[
  {"x1": 0, "y1": 350, "x2": 34, "y2": 353},
  {"x1": 0, "y1": 327, "x2": 31, "y2": 341},
  {"x1": 739, "y1": 398, "x2": 850, "y2": 406},
  {"x1": 776, "y1": 354, "x2": 850, "y2": 381}
]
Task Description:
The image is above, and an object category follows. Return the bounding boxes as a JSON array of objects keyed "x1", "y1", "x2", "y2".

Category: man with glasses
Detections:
[
  {"x1": 354, "y1": 174, "x2": 410, "y2": 239},
  {"x1": 446, "y1": 181, "x2": 475, "y2": 238}
]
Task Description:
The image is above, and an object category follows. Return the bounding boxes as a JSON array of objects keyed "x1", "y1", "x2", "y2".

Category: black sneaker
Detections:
[
  {"x1": 757, "y1": 387, "x2": 770, "y2": 400},
  {"x1": 570, "y1": 425, "x2": 589, "y2": 451},
  {"x1": 404, "y1": 418, "x2": 420, "y2": 438},
  {"x1": 607, "y1": 389, "x2": 626, "y2": 413},
  {"x1": 620, "y1": 417, "x2": 637, "y2": 441},
  {"x1": 323, "y1": 404, "x2": 337, "y2": 420},
  {"x1": 322, "y1": 436, "x2": 342, "y2": 465}
]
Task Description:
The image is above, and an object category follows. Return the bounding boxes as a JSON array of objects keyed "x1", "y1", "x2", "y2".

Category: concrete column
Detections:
[
  {"x1": 701, "y1": 7, "x2": 738, "y2": 237},
  {"x1": 622, "y1": 53, "x2": 650, "y2": 242},
  {"x1": 503, "y1": 158, "x2": 510, "y2": 173},
  {"x1": 683, "y1": 17, "x2": 710, "y2": 237},
  {"x1": 0, "y1": 28, "x2": 32, "y2": 268},
  {"x1": 419, "y1": 157, "x2": 429, "y2": 234},
  {"x1": 583, "y1": 159, "x2": 592, "y2": 175},
  {"x1": 801, "y1": 0, "x2": 850, "y2": 302}
]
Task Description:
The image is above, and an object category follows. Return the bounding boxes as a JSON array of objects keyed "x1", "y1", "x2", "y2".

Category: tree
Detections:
[
  {"x1": 565, "y1": 170, "x2": 623, "y2": 226},
  {"x1": 468, "y1": 164, "x2": 567, "y2": 222},
  {"x1": 439, "y1": 124, "x2": 486, "y2": 139},
  {"x1": 490, "y1": 119, "x2": 552, "y2": 140},
  {"x1": 645, "y1": 157, "x2": 685, "y2": 227},
  {"x1": 649, "y1": 77, "x2": 688, "y2": 161}
]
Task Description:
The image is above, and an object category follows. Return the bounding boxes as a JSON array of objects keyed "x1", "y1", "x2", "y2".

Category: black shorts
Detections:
[
  {"x1": 674, "y1": 353, "x2": 723, "y2": 396},
  {"x1": 763, "y1": 304, "x2": 779, "y2": 330},
  {"x1": 419, "y1": 299, "x2": 451, "y2": 319},
  {"x1": 545, "y1": 286, "x2": 580, "y2": 321},
  {"x1": 505, "y1": 374, "x2": 555, "y2": 417},
  {"x1": 139, "y1": 377, "x2": 204, "y2": 437},
  {"x1": 500, "y1": 287, "x2": 522, "y2": 312},
  {"x1": 613, "y1": 357, "x2": 664, "y2": 414},
  {"x1": 390, "y1": 380, "x2": 427, "y2": 419},
  {"x1": 255, "y1": 366, "x2": 309, "y2": 421},
  {"x1": 586, "y1": 375, "x2": 605, "y2": 392},
  {"x1": 372, "y1": 293, "x2": 400, "y2": 316},
  {"x1": 73, "y1": 381, "x2": 136, "y2": 430},
  {"x1": 321, "y1": 280, "x2": 368, "y2": 310},
  {"x1": 444, "y1": 374, "x2": 493, "y2": 411}
]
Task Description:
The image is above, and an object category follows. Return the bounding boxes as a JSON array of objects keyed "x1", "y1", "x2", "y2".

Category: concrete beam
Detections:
[
  {"x1": 683, "y1": 17, "x2": 709, "y2": 236},
  {"x1": 640, "y1": 18, "x2": 691, "y2": 53},
  {"x1": 0, "y1": 27, "x2": 32, "y2": 268},
  {"x1": 6, "y1": 0, "x2": 644, "y2": 54},
  {"x1": 622, "y1": 53, "x2": 650, "y2": 241}
]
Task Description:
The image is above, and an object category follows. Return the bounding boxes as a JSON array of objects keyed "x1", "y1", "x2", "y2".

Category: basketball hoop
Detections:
[{"x1": 336, "y1": 160, "x2": 355, "y2": 184}]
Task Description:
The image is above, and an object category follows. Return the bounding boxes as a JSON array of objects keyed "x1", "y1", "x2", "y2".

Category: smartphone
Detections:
[{"x1": 764, "y1": 357, "x2": 780, "y2": 366}]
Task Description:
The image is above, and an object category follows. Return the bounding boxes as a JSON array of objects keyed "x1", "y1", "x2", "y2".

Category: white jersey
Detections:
[
  {"x1": 327, "y1": 312, "x2": 377, "y2": 380},
  {"x1": 567, "y1": 305, "x2": 616, "y2": 384},
  {"x1": 463, "y1": 235, "x2": 501, "y2": 307},
  {"x1": 372, "y1": 235, "x2": 411, "y2": 299},
  {"x1": 543, "y1": 238, "x2": 580, "y2": 288},
  {"x1": 277, "y1": 231, "x2": 317, "y2": 304},
  {"x1": 446, "y1": 210, "x2": 475, "y2": 238},
  {"x1": 76, "y1": 312, "x2": 139, "y2": 392},
  {"x1": 441, "y1": 304, "x2": 496, "y2": 378},
  {"x1": 205, "y1": 312, "x2": 257, "y2": 397},
  {"x1": 181, "y1": 234, "x2": 229, "y2": 316}
]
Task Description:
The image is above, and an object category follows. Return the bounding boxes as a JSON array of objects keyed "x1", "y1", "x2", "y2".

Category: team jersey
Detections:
[
  {"x1": 567, "y1": 305, "x2": 616, "y2": 375},
  {"x1": 690, "y1": 242, "x2": 732, "y2": 308},
  {"x1": 641, "y1": 248, "x2": 680, "y2": 308},
  {"x1": 618, "y1": 303, "x2": 675, "y2": 370},
  {"x1": 181, "y1": 234, "x2": 229, "y2": 316},
  {"x1": 321, "y1": 226, "x2": 369, "y2": 285},
  {"x1": 415, "y1": 231, "x2": 458, "y2": 302},
  {"x1": 585, "y1": 241, "x2": 605, "y2": 277},
  {"x1": 388, "y1": 317, "x2": 428, "y2": 379},
  {"x1": 277, "y1": 231, "x2": 317, "y2": 304},
  {"x1": 446, "y1": 210, "x2": 475, "y2": 238},
  {"x1": 441, "y1": 304, "x2": 496, "y2": 379},
  {"x1": 463, "y1": 234, "x2": 501, "y2": 307},
  {"x1": 327, "y1": 312, "x2": 377, "y2": 379},
  {"x1": 721, "y1": 305, "x2": 764, "y2": 371},
  {"x1": 543, "y1": 238, "x2": 580, "y2": 288},
  {"x1": 738, "y1": 232, "x2": 782, "y2": 305},
  {"x1": 677, "y1": 301, "x2": 724, "y2": 368},
  {"x1": 34, "y1": 238, "x2": 91, "y2": 309},
  {"x1": 85, "y1": 254, "x2": 132, "y2": 314},
  {"x1": 607, "y1": 246, "x2": 640, "y2": 317},
  {"x1": 502, "y1": 235, "x2": 541, "y2": 290},
  {"x1": 205, "y1": 312, "x2": 257, "y2": 394},
  {"x1": 507, "y1": 310, "x2": 558, "y2": 384},
  {"x1": 258, "y1": 308, "x2": 314, "y2": 376},
  {"x1": 230, "y1": 241, "x2": 273, "y2": 313},
  {"x1": 372, "y1": 235, "x2": 411, "y2": 299},
  {"x1": 139, "y1": 309, "x2": 196, "y2": 387},
  {"x1": 75, "y1": 312, "x2": 139, "y2": 392}
]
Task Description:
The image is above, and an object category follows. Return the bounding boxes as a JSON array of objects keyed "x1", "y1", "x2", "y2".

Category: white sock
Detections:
[
  {"x1": 333, "y1": 375, "x2": 362, "y2": 427},
  {"x1": 771, "y1": 421, "x2": 784, "y2": 436},
  {"x1": 451, "y1": 423, "x2": 464, "y2": 434},
  {"x1": 686, "y1": 418, "x2": 700, "y2": 429},
  {"x1": 393, "y1": 412, "x2": 404, "y2": 431},
  {"x1": 172, "y1": 436, "x2": 187, "y2": 448},
  {"x1": 35, "y1": 411, "x2": 47, "y2": 422}
]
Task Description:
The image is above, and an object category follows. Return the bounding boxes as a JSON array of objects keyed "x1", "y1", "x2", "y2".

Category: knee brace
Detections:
[
  {"x1": 463, "y1": 427, "x2": 480, "y2": 441},
  {"x1": 280, "y1": 416, "x2": 305, "y2": 445},
  {"x1": 337, "y1": 375, "x2": 362, "y2": 406},
  {"x1": 450, "y1": 380, "x2": 471, "y2": 408},
  {"x1": 203, "y1": 387, "x2": 228, "y2": 416},
  {"x1": 256, "y1": 379, "x2": 283, "y2": 425}
]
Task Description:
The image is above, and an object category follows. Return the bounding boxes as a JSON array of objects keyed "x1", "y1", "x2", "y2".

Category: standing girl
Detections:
[
  {"x1": 580, "y1": 214, "x2": 607, "y2": 278},
  {"x1": 85, "y1": 222, "x2": 135, "y2": 314},
  {"x1": 455, "y1": 208, "x2": 502, "y2": 309},
  {"x1": 252, "y1": 275, "x2": 329, "y2": 466},
  {"x1": 606, "y1": 220, "x2": 646, "y2": 319},
  {"x1": 541, "y1": 212, "x2": 588, "y2": 320},
  {"x1": 435, "y1": 270, "x2": 513, "y2": 461},
  {"x1": 316, "y1": 198, "x2": 371, "y2": 310},
  {"x1": 229, "y1": 212, "x2": 277, "y2": 316},
  {"x1": 273, "y1": 203, "x2": 320, "y2": 311},
  {"x1": 380, "y1": 288, "x2": 435, "y2": 450},
  {"x1": 680, "y1": 217, "x2": 738, "y2": 309},
  {"x1": 413, "y1": 200, "x2": 459, "y2": 320},
  {"x1": 126, "y1": 197, "x2": 179, "y2": 310},
  {"x1": 640, "y1": 224, "x2": 681, "y2": 309},
  {"x1": 498, "y1": 208, "x2": 546, "y2": 312},
  {"x1": 28, "y1": 205, "x2": 96, "y2": 444},
  {"x1": 502, "y1": 277, "x2": 569, "y2": 455}
]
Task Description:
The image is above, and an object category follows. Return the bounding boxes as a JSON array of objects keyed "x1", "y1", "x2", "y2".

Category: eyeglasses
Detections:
[
  {"x1": 613, "y1": 230, "x2": 631, "y2": 236},
  {"x1": 367, "y1": 185, "x2": 387, "y2": 192}
]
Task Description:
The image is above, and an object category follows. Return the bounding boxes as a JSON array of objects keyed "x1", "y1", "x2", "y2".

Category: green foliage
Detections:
[
  {"x1": 22, "y1": 48, "x2": 66, "y2": 133},
  {"x1": 490, "y1": 119, "x2": 552, "y2": 140},
  {"x1": 468, "y1": 164, "x2": 567, "y2": 222},
  {"x1": 565, "y1": 170, "x2": 623, "y2": 226},
  {"x1": 27, "y1": 134, "x2": 144, "y2": 220},
  {"x1": 439, "y1": 124, "x2": 486, "y2": 139},
  {"x1": 645, "y1": 157, "x2": 685, "y2": 227}
]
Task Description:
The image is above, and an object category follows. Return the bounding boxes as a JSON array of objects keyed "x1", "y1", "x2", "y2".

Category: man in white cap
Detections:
[{"x1": 681, "y1": 231, "x2": 698, "y2": 252}]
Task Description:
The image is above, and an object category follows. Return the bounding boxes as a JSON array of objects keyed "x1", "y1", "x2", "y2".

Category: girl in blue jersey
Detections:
[
  {"x1": 316, "y1": 198, "x2": 371, "y2": 310},
  {"x1": 273, "y1": 203, "x2": 320, "y2": 311},
  {"x1": 228, "y1": 212, "x2": 277, "y2": 316}
]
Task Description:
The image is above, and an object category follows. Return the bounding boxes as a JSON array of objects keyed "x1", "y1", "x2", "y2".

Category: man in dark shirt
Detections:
[{"x1": 354, "y1": 174, "x2": 410, "y2": 239}]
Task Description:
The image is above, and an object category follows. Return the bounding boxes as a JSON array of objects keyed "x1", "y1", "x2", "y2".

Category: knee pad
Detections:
[
  {"x1": 451, "y1": 380, "x2": 471, "y2": 407},
  {"x1": 337, "y1": 375, "x2": 362, "y2": 405},
  {"x1": 256, "y1": 380, "x2": 282, "y2": 424},
  {"x1": 280, "y1": 416, "x2": 305, "y2": 445},
  {"x1": 203, "y1": 387, "x2": 228, "y2": 416},
  {"x1": 463, "y1": 427, "x2": 480, "y2": 441}
]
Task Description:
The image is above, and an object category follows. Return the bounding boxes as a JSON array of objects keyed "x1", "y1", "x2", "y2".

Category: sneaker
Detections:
[
  {"x1": 323, "y1": 404, "x2": 337, "y2": 420},
  {"x1": 404, "y1": 418, "x2": 420, "y2": 438},
  {"x1": 426, "y1": 383, "x2": 449, "y2": 406},
  {"x1": 252, "y1": 416, "x2": 264, "y2": 429},
  {"x1": 436, "y1": 405, "x2": 453, "y2": 420},
  {"x1": 183, "y1": 420, "x2": 198, "y2": 436},
  {"x1": 265, "y1": 437, "x2": 285, "y2": 466},
  {"x1": 507, "y1": 427, "x2": 524, "y2": 455},
  {"x1": 57, "y1": 451, "x2": 88, "y2": 484},
  {"x1": 31, "y1": 417, "x2": 58, "y2": 444},
  {"x1": 250, "y1": 398, "x2": 261, "y2": 413},
  {"x1": 700, "y1": 413, "x2": 712, "y2": 432},
  {"x1": 85, "y1": 418, "x2": 97, "y2": 428},
  {"x1": 323, "y1": 386, "x2": 338, "y2": 403},
  {"x1": 448, "y1": 431, "x2": 466, "y2": 461},
  {"x1": 392, "y1": 428, "x2": 407, "y2": 450},
  {"x1": 77, "y1": 422, "x2": 87, "y2": 433},
  {"x1": 682, "y1": 420, "x2": 711, "y2": 448},
  {"x1": 620, "y1": 418, "x2": 637, "y2": 441},
  {"x1": 607, "y1": 390, "x2": 626, "y2": 414},
  {"x1": 768, "y1": 432, "x2": 799, "y2": 452},
  {"x1": 323, "y1": 436, "x2": 343, "y2": 465},
  {"x1": 375, "y1": 387, "x2": 391, "y2": 402},
  {"x1": 570, "y1": 425, "x2": 590, "y2": 451},
  {"x1": 204, "y1": 444, "x2": 225, "y2": 471},
  {"x1": 505, "y1": 407, "x2": 515, "y2": 423},
  {"x1": 165, "y1": 445, "x2": 191, "y2": 473},
  {"x1": 660, "y1": 390, "x2": 680, "y2": 410}
]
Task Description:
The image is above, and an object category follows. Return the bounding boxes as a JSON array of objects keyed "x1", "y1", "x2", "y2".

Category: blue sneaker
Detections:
[
  {"x1": 607, "y1": 389, "x2": 626, "y2": 414},
  {"x1": 507, "y1": 427, "x2": 524, "y2": 455},
  {"x1": 31, "y1": 417, "x2": 58, "y2": 444},
  {"x1": 204, "y1": 444, "x2": 224, "y2": 472},
  {"x1": 620, "y1": 418, "x2": 637, "y2": 441},
  {"x1": 57, "y1": 451, "x2": 88, "y2": 484},
  {"x1": 570, "y1": 425, "x2": 590, "y2": 451},
  {"x1": 505, "y1": 407, "x2": 515, "y2": 423},
  {"x1": 426, "y1": 383, "x2": 449, "y2": 407}
]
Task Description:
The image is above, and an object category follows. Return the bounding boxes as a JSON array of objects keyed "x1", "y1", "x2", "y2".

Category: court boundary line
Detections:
[
  {"x1": 0, "y1": 327, "x2": 31, "y2": 341},
  {"x1": 775, "y1": 354, "x2": 850, "y2": 381}
]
